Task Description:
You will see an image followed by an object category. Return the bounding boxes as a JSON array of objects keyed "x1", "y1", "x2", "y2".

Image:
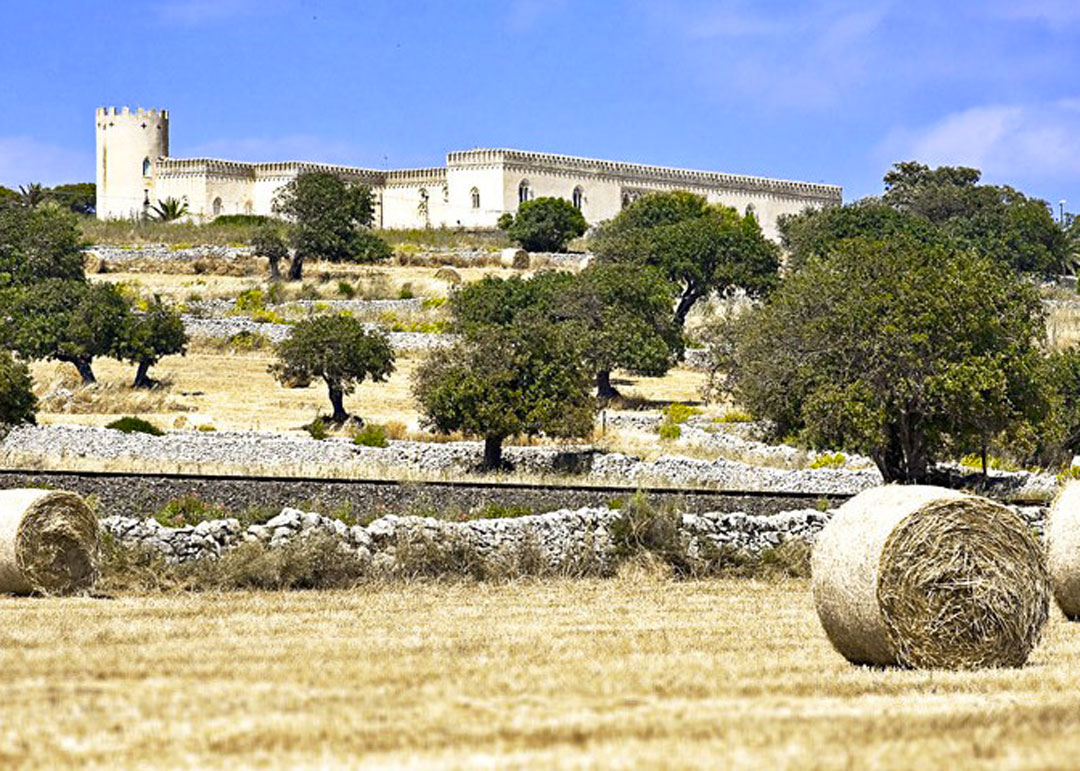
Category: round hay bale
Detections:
[
  {"x1": 1047, "y1": 481, "x2": 1080, "y2": 619},
  {"x1": 434, "y1": 267, "x2": 462, "y2": 285},
  {"x1": 0, "y1": 489, "x2": 99, "y2": 595},
  {"x1": 812, "y1": 485, "x2": 1049, "y2": 669}
]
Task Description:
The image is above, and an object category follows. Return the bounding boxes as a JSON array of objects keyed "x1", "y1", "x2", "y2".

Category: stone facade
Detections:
[{"x1": 95, "y1": 107, "x2": 842, "y2": 240}]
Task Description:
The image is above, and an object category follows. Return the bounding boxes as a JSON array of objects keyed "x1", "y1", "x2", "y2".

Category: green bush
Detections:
[
  {"x1": 352, "y1": 423, "x2": 389, "y2": 447},
  {"x1": 337, "y1": 280, "x2": 356, "y2": 298},
  {"x1": 155, "y1": 496, "x2": 227, "y2": 527},
  {"x1": 715, "y1": 410, "x2": 753, "y2": 424},
  {"x1": 0, "y1": 351, "x2": 37, "y2": 426},
  {"x1": 106, "y1": 416, "x2": 164, "y2": 436},
  {"x1": 658, "y1": 422, "x2": 681, "y2": 441},
  {"x1": 398, "y1": 283, "x2": 415, "y2": 300},
  {"x1": 502, "y1": 197, "x2": 587, "y2": 252},
  {"x1": 305, "y1": 417, "x2": 329, "y2": 440},
  {"x1": 664, "y1": 403, "x2": 700, "y2": 425},
  {"x1": 809, "y1": 452, "x2": 846, "y2": 469},
  {"x1": 213, "y1": 214, "x2": 276, "y2": 227}
]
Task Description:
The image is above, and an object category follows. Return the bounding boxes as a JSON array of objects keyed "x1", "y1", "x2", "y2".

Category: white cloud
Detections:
[
  {"x1": 878, "y1": 100, "x2": 1080, "y2": 181},
  {"x1": 0, "y1": 137, "x2": 92, "y2": 188}
]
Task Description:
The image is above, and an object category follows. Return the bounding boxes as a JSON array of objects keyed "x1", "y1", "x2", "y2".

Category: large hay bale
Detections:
[
  {"x1": 0, "y1": 489, "x2": 99, "y2": 595},
  {"x1": 812, "y1": 485, "x2": 1049, "y2": 669},
  {"x1": 1047, "y1": 481, "x2": 1080, "y2": 619}
]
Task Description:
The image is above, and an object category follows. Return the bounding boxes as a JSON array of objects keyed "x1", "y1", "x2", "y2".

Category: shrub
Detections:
[
  {"x1": 213, "y1": 214, "x2": 275, "y2": 227},
  {"x1": 715, "y1": 410, "x2": 753, "y2": 423},
  {"x1": 154, "y1": 496, "x2": 227, "y2": 527},
  {"x1": 809, "y1": 452, "x2": 847, "y2": 469},
  {"x1": 0, "y1": 351, "x2": 37, "y2": 426},
  {"x1": 106, "y1": 416, "x2": 164, "y2": 436},
  {"x1": 502, "y1": 197, "x2": 587, "y2": 253},
  {"x1": 664, "y1": 403, "x2": 700, "y2": 425},
  {"x1": 336, "y1": 280, "x2": 356, "y2": 298},
  {"x1": 658, "y1": 422, "x2": 681, "y2": 441},
  {"x1": 305, "y1": 417, "x2": 329, "y2": 440},
  {"x1": 352, "y1": 423, "x2": 389, "y2": 447},
  {"x1": 398, "y1": 283, "x2": 415, "y2": 300}
]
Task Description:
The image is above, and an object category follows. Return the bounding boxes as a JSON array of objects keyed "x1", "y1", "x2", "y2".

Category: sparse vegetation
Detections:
[{"x1": 105, "y1": 415, "x2": 164, "y2": 436}]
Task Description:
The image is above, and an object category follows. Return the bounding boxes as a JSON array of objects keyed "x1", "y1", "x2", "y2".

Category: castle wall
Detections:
[{"x1": 96, "y1": 108, "x2": 842, "y2": 236}]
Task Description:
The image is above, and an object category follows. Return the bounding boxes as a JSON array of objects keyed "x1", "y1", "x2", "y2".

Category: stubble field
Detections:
[{"x1": 3, "y1": 577, "x2": 1080, "y2": 769}]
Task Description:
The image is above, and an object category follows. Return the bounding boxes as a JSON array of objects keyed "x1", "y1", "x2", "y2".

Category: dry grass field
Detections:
[{"x1": 2, "y1": 577, "x2": 1079, "y2": 769}]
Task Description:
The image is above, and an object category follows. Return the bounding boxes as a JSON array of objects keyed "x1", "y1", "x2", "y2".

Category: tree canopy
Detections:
[
  {"x1": 500, "y1": 197, "x2": 587, "y2": 252},
  {"x1": 590, "y1": 191, "x2": 780, "y2": 327},
  {"x1": 0, "y1": 350, "x2": 36, "y2": 426},
  {"x1": 780, "y1": 162, "x2": 1071, "y2": 277},
  {"x1": 730, "y1": 236, "x2": 1047, "y2": 483},
  {"x1": 115, "y1": 296, "x2": 188, "y2": 388},
  {"x1": 450, "y1": 266, "x2": 682, "y2": 398},
  {"x1": 412, "y1": 316, "x2": 596, "y2": 470},
  {"x1": 0, "y1": 279, "x2": 130, "y2": 384},
  {"x1": 270, "y1": 315, "x2": 395, "y2": 422},
  {"x1": 271, "y1": 172, "x2": 386, "y2": 280},
  {"x1": 0, "y1": 203, "x2": 85, "y2": 288}
]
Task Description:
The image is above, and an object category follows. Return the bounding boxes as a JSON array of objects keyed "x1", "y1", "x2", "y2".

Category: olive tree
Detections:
[
  {"x1": 250, "y1": 225, "x2": 290, "y2": 281},
  {"x1": 731, "y1": 236, "x2": 1046, "y2": 483},
  {"x1": 412, "y1": 317, "x2": 596, "y2": 470},
  {"x1": 271, "y1": 172, "x2": 387, "y2": 280},
  {"x1": 0, "y1": 279, "x2": 130, "y2": 384},
  {"x1": 115, "y1": 297, "x2": 188, "y2": 388},
  {"x1": 0, "y1": 351, "x2": 36, "y2": 426},
  {"x1": 270, "y1": 315, "x2": 395, "y2": 422},
  {"x1": 591, "y1": 191, "x2": 780, "y2": 327},
  {"x1": 0, "y1": 203, "x2": 85, "y2": 288}
]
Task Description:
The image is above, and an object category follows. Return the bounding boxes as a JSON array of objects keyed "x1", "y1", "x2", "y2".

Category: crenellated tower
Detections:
[{"x1": 95, "y1": 106, "x2": 169, "y2": 219}]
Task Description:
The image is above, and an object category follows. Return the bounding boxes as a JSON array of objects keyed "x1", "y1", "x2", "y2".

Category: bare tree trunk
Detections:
[
  {"x1": 268, "y1": 257, "x2": 280, "y2": 281},
  {"x1": 66, "y1": 357, "x2": 96, "y2": 385},
  {"x1": 133, "y1": 360, "x2": 153, "y2": 389},
  {"x1": 673, "y1": 286, "x2": 700, "y2": 328},
  {"x1": 483, "y1": 436, "x2": 504, "y2": 471},
  {"x1": 328, "y1": 382, "x2": 348, "y2": 422},
  {"x1": 596, "y1": 370, "x2": 619, "y2": 400},
  {"x1": 288, "y1": 255, "x2": 304, "y2": 281}
]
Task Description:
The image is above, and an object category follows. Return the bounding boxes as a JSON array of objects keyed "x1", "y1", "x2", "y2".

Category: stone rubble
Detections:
[{"x1": 181, "y1": 314, "x2": 456, "y2": 350}]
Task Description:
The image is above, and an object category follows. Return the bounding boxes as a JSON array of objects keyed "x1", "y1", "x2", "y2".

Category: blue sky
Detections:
[{"x1": 1, "y1": 0, "x2": 1078, "y2": 212}]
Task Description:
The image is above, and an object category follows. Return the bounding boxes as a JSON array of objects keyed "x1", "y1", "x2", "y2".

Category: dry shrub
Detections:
[
  {"x1": 434, "y1": 267, "x2": 463, "y2": 285},
  {"x1": 99, "y1": 532, "x2": 368, "y2": 592},
  {"x1": 1047, "y1": 481, "x2": 1080, "y2": 619},
  {"x1": 0, "y1": 489, "x2": 99, "y2": 595},
  {"x1": 36, "y1": 370, "x2": 192, "y2": 415},
  {"x1": 812, "y1": 485, "x2": 1050, "y2": 670}
]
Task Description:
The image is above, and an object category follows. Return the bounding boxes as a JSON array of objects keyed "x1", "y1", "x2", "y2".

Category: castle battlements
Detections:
[{"x1": 96, "y1": 106, "x2": 840, "y2": 234}]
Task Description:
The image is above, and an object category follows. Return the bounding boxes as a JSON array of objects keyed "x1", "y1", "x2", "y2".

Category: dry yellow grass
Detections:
[{"x1": 2, "y1": 577, "x2": 1080, "y2": 768}]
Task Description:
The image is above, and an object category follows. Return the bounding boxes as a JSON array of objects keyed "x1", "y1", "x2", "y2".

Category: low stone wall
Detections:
[
  {"x1": 101, "y1": 504, "x2": 832, "y2": 566},
  {"x1": 0, "y1": 470, "x2": 847, "y2": 520}
]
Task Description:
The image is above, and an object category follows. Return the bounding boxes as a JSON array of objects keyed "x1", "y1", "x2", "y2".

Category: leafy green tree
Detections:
[
  {"x1": 0, "y1": 186, "x2": 20, "y2": 207},
  {"x1": 250, "y1": 225, "x2": 290, "y2": 281},
  {"x1": 500, "y1": 197, "x2": 587, "y2": 252},
  {"x1": 149, "y1": 197, "x2": 189, "y2": 222},
  {"x1": 0, "y1": 203, "x2": 85, "y2": 288},
  {"x1": 413, "y1": 317, "x2": 595, "y2": 470},
  {"x1": 0, "y1": 279, "x2": 130, "y2": 384},
  {"x1": 0, "y1": 351, "x2": 36, "y2": 426},
  {"x1": 47, "y1": 183, "x2": 96, "y2": 216},
  {"x1": 270, "y1": 315, "x2": 395, "y2": 422},
  {"x1": 271, "y1": 172, "x2": 385, "y2": 280},
  {"x1": 882, "y1": 161, "x2": 1069, "y2": 276},
  {"x1": 591, "y1": 191, "x2": 780, "y2": 327},
  {"x1": 115, "y1": 296, "x2": 188, "y2": 388},
  {"x1": 731, "y1": 237, "x2": 1046, "y2": 483},
  {"x1": 450, "y1": 267, "x2": 681, "y2": 399}
]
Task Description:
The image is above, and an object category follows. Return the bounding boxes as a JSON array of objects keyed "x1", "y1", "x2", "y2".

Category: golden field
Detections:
[{"x1": 2, "y1": 577, "x2": 1080, "y2": 769}]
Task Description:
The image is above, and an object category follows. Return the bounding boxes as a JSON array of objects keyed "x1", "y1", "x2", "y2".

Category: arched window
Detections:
[
  {"x1": 621, "y1": 192, "x2": 632, "y2": 210},
  {"x1": 518, "y1": 180, "x2": 531, "y2": 204},
  {"x1": 212, "y1": 197, "x2": 223, "y2": 216},
  {"x1": 572, "y1": 186, "x2": 584, "y2": 210},
  {"x1": 470, "y1": 187, "x2": 480, "y2": 209},
  {"x1": 142, "y1": 157, "x2": 151, "y2": 177},
  {"x1": 244, "y1": 201, "x2": 253, "y2": 215},
  {"x1": 745, "y1": 203, "x2": 757, "y2": 218}
]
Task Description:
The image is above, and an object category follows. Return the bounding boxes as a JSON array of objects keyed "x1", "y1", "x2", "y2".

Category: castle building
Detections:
[{"x1": 95, "y1": 107, "x2": 842, "y2": 239}]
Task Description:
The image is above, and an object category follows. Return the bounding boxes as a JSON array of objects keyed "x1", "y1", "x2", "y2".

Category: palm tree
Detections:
[
  {"x1": 17, "y1": 183, "x2": 46, "y2": 208},
  {"x1": 149, "y1": 197, "x2": 189, "y2": 222}
]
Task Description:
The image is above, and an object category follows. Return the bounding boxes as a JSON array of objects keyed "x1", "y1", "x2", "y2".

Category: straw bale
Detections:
[
  {"x1": 812, "y1": 485, "x2": 1048, "y2": 669},
  {"x1": 0, "y1": 489, "x2": 99, "y2": 595},
  {"x1": 1047, "y1": 481, "x2": 1080, "y2": 619}
]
